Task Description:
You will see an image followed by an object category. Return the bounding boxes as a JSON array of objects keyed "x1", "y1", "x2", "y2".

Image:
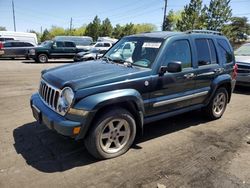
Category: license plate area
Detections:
[{"x1": 32, "y1": 104, "x2": 41, "y2": 124}]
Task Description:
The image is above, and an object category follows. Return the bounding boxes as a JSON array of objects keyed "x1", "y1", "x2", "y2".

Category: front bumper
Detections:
[{"x1": 30, "y1": 93, "x2": 84, "y2": 138}]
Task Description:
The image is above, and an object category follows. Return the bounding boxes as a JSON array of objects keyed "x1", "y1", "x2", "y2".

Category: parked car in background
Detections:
[
  {"x1": 74, "y1": 48, "x2": 107, "y2": 62},
  {"x1": 54, "y1": 36, "x2": 93, "y2": 49},
  {"x1": 235, "y1": 43, "x2": 250, "y2": 86},
  {"x1": 31, "y1": 30, "x2": 236, "y2": 159},
  {"x1": 82, "y1": 41, "x2": 113, "y2": 52},
  {"x1": 97, "y1": 37, "x2": 118, "y2": 43},
  {"x1": 0, "y1": 40, "x2": 36, "y2": 59},
  {"x1": 0, "y1": 31, "x2": 38, "y2": 45},
  {"x1": 28, "y1": 40, "x2": 84, "y2": 63}
]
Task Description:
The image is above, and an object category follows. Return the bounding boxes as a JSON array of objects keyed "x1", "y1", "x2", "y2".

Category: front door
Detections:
[
  {"x1": 50, "y1": 41, "x2": 65, "y2": 58},
  {"x1": 146, "y1": 38, "x2": 197, "y2": 116}
]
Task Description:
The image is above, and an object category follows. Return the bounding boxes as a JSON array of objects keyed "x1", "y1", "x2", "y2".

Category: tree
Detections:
[
  {"x1": 100, "y1": 18, "x2": 113, "y2": 37},
  {"x1": 122, "y1": 23, "x2": 136, "y2": 37},
  {"x1": 112, "y1": 24, "x2": 123, "y2": 39},
  {"x1": 176, "y1": 0, "x2": 206, "y2": 31},
  {"x1": 205, "y1": 0, "x2": 232, "y2": 30},
  {"x1": 49, "y1": 26, "x2": 65, "y2": 37},
  {"x1": 40, "y1": 29, "x2": 53, "y2": 42},
  {"x1": 163, "y1": 10, "x2": 182, "y2": 31},
  {"x1": 0, "y1": 26, "x2": 6, "y2": 31},
  {"x1": 222, "y1": 17, "x2": 250, "y2": 44},
  {"x1": 85, "y1": 16, "x2": 101, "y2": 41},
  {"x1": 134, "y1": 23, "x2": 157, "y2": 33}
]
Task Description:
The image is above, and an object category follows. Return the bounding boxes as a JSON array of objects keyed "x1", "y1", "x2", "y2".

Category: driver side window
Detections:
[{"x1": 163, "y1": 40, "x2": 192, "y2": 69}]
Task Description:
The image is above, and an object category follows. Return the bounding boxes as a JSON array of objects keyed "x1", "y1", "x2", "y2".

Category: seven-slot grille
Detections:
[
  {"x1": 39, "y1": 80, "x2": 60, "y2": 111},
  {"x1": 237, "y1": 63, "x2": 250, "y2": 74}
]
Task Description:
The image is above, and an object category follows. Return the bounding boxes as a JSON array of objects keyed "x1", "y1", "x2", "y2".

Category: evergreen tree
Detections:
[
  {"x1": 40, "y1": 29, "x2": 53, "y2": 42},
  {"x1": 176, "y1": 0, "x2": 206, "y2": 31},
  {"x1": 85, "y1": 16, "x2": 101, "y2": 41},
  {"x1": 100, "y1": 18, "x2": 113, "y2": 37},
  {"x1": 163, "y1": 10, "x2": 182, "y2": 31},
  {"x1": 205, "y1": 0, "x2": 232, "y2": 30}
]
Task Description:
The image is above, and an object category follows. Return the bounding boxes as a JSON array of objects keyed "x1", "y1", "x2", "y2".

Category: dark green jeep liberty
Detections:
[{"x1": 31, "y1": 30, "x2": 237, "y2": 159}]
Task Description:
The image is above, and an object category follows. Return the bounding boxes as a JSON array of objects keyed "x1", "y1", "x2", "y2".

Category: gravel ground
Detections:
[{"x1": 0, "y1": 59, "x2": 249, "y2": 188}]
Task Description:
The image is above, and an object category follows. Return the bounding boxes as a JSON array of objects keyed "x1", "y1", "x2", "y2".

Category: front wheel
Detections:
[
  {"x1": 204, "y1": 87, "x2": 228, "y2": 120},
  {"x1": 84, "y1": 108, "x2": 136, "y2": 159},
  {"x1": 37, "y1": 54, "x2": 48, "y2": 63}
]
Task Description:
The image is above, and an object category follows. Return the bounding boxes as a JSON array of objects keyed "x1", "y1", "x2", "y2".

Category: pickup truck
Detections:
[
  {"x1": 30, "y1": 30, "x2": 237, "y2": 159},
  {"x1": 28, "y1": 40, "x2": 84, "y2": 63}
]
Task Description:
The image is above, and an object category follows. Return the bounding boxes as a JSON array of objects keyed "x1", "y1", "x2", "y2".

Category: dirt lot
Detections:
[{"x1": 0, "y1": 59, "x2": 250, "y2": 188}]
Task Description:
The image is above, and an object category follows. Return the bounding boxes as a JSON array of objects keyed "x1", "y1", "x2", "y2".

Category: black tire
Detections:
[
  {"x1": 37, "y1": 54, "x2": 48, "y2": 63},
  {"x1": 204, "y1": 87, "x2": 228, "y2": 120},
  {"x1": 84, "y1": 108, "x2": 136, "y2": 159}
]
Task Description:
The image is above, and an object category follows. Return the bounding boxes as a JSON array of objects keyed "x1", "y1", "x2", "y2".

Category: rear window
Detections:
[
  {"x1": 3, "y1": 42, "x2": 12, "y2": 47},
  {"x1": 217, "y1": 39, "x2": 233, "y2": 64},
  {"x1": 104, "y1": 43, "x2": 111, "y2": 47},
  {"x1": 195, "y1": 39, "x2": 218, "y2": 66}
]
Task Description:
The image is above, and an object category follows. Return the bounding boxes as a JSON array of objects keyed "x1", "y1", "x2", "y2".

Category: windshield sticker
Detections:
[{"x1": 142, "y1": 42, "x2": 161, "y2": 48}]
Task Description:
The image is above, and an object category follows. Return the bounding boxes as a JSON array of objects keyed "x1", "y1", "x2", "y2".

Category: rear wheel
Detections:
[
  {"x1": 204, "y1": 87, "x2": 228, "y2": 120},
  {"x1": 37, "y1": 54, "x2": 48, "y2": 63},
  {"x1": 84, "y1": 108, "x2": 136, "y2": 159}
]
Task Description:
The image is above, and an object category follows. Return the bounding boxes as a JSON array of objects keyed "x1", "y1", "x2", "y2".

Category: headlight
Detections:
[
  {"x1": 29, "y1": 49, "x2": 35, "y2": 55},
  {"x1": 58, "y1": 87, "x2": 74, "y2": 115}
]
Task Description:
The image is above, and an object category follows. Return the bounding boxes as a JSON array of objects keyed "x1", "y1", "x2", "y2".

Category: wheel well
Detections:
[
  {"x1": 37, "y1": 52, "x2": 49, "y2": 58},
  {"x1": 218, "y1": 82, "x2": 231, "y2": 103},
  {"x1": 90, "y1": 101, "x2": 143, "y2": 135}
]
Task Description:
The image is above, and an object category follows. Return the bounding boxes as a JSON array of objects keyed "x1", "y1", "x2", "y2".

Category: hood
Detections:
[
  {"x1": 77, "y1": 51, "x2": 89, "y2": 56},
  {"x1": 235, "y1": 55, "x2": 250, "y2": 64},
  {"x1": 42, "y1": 60, "x2": 149, "y2": 90}
]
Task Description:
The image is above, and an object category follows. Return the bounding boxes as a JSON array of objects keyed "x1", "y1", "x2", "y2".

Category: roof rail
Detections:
[{"x1": 186, "y1": 30, "x2": 222, "y2": 35}]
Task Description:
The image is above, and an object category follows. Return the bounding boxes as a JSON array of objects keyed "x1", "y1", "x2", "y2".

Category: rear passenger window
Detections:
[
  {"x1": 65, "y1": 42, "x2": 75, "y2": 47},
  {"x1": 217, "y1": 39, "x2": 233, "y2": 64},
  {"x1": 195, "y1": 39, "x2": 217, "y2": 66},
  {"x1": 56, "y1": 41, "x2": 64, "y2": 47},
  {"x1": 104, "y1": 43, "x2": 110, "y2": 47},
  {"x1": 164, "y1": 40, "x2": 192, "y2": 69}
]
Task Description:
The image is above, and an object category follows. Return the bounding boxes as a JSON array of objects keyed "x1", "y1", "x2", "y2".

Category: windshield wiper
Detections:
[{"x1": 102, "y1": 56, "x2": 114, "y2": 63}]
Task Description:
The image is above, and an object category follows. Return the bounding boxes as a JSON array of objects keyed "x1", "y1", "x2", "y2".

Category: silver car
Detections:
[{"x1": 235, "y1": 43, "x2": 250, "y2": 86}]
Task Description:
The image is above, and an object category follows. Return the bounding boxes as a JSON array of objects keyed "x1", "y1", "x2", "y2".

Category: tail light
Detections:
[
  {"x1": 233, "y1": 63, "x2": 238, "y2": 80},
  {"x1": 0, "y1": 42, "x2": 3, "y2": 49}
]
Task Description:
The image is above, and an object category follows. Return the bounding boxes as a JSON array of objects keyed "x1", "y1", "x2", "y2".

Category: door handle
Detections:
[
  {"x1": 184, "y1": 73, "x2": 195, "y2": 79},
  {"x1": 214, "y1": 68, "x2": 224, "y2": 74}
]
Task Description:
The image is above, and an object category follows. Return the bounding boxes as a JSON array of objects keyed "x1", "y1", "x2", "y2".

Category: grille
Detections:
[
  {"x1": 237, "y1": 63, "x2": 250, "y2": 74},
  {"x1": 39, "y1": 80, "x2": 60, "y2": 111}
]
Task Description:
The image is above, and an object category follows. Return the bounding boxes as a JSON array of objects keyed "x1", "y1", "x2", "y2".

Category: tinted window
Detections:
[
  {"x1": 95, "y1": 43, "x2": 104, "y2": 47},
  {"x1": 56, "y1": 41, "x2": 64, "y2": 47},
  {"x1": 217, "y1": 39, "x2": 233, "y2": 64},
  {"x1": 3, "y1": 42, "x2": 12, "y2": 47},
  {"x1": 23, "y1": 42, "x2": 34, "y2": 47},
  {"x1": 65, "y1": 42, "x2": 75, "y2": 47},
  {"x1": 11, "y1": 42, "x2": 22, "y2": 47},
  {"x1": 195, "y1": 39, "x2": 217, "y2": 66},
  {"x1": 0, "y1": 38, "x2": 14, "y2": 41},
  {"x1": 104, "y1": 43, "x2": 110, "y2": 47},
  {"x1": 164, "y1": 40, "x2": 192, "y2": 69}
]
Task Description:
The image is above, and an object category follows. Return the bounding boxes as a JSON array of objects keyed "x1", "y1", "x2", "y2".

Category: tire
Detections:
[
  {"x1": 84, "y1": 108, "x2": 136, "y2": 159},
  {"x1": 204, "y1": 87, "x2": 228, "y2": 120},
  {"x1": 37, "y1": 54, "x2": 48, "y2": 63}
]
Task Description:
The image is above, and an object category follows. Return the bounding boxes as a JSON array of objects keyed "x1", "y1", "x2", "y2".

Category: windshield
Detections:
[
  {"x1": 104, "y1": 37, "x2": 164, "y2": 68},
  {"x1": 235, "y1": 44, "x2": 250, "y2": 56}
]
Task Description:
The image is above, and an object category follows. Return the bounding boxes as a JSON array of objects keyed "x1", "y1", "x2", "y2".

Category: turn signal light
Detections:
[{"x1": 73, "y1": 127, "x2": 81, "y2": 135}]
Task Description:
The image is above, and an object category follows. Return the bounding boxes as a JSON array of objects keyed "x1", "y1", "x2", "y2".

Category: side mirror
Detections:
[{"x1": 158, "y1": 61, "x2": 182, "y2": 76}]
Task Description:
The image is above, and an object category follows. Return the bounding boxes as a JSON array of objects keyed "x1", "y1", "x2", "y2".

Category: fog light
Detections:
[{"x1": 73, "y1": 127, "x2": 81, "y2": 135}]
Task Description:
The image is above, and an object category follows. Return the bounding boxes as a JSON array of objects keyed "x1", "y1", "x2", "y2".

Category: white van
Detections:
[{"x1": 0, "y1": 31, "x2": 38, "y2": 45}]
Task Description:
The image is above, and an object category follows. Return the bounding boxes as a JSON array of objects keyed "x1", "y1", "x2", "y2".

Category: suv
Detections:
[
  {"x1": 0, "y1": 40, "x2": 35, "y2": 59},
  {"x1": 28, "y1": 40, "x2": 84, "y2": 63},
  {"x1": 30, "y1": 30, "x2": 237, "y2": 159}
]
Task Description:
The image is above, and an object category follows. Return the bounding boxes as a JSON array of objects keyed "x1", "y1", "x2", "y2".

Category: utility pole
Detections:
[
  {"x1": 70, "y1": 17, "x2": 72, "y2": 33},
  {"x1": 12, "y1": 0, "x2": 16, "y2": 31},
  {"x1": 40, "y1": 26, "x2": 43, "y2": 34},
  {"x1": 162, "y1": 0, "x2": 167, "y2": 31}
]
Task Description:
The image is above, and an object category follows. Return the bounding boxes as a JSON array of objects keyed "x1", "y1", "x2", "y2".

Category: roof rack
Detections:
[{"x1": 186, "y1": 30, "x2": 222, "y2": 35}]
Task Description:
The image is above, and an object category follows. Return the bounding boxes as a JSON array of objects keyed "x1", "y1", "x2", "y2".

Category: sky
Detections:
[{"x1": 0, "y1": 0, "x2": 250, "y2": 32}]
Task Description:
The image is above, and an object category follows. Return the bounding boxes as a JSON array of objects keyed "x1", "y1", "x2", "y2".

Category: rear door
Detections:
[
  {"x1": 64, "y1": 42, "x2": 77, "y2": 58},
  {"x1": 191, "y1": 38, "x2": 220, "y2": 105},
  {"x1": 3, "y1": 42, "x2": 13, "y2": 57}
]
